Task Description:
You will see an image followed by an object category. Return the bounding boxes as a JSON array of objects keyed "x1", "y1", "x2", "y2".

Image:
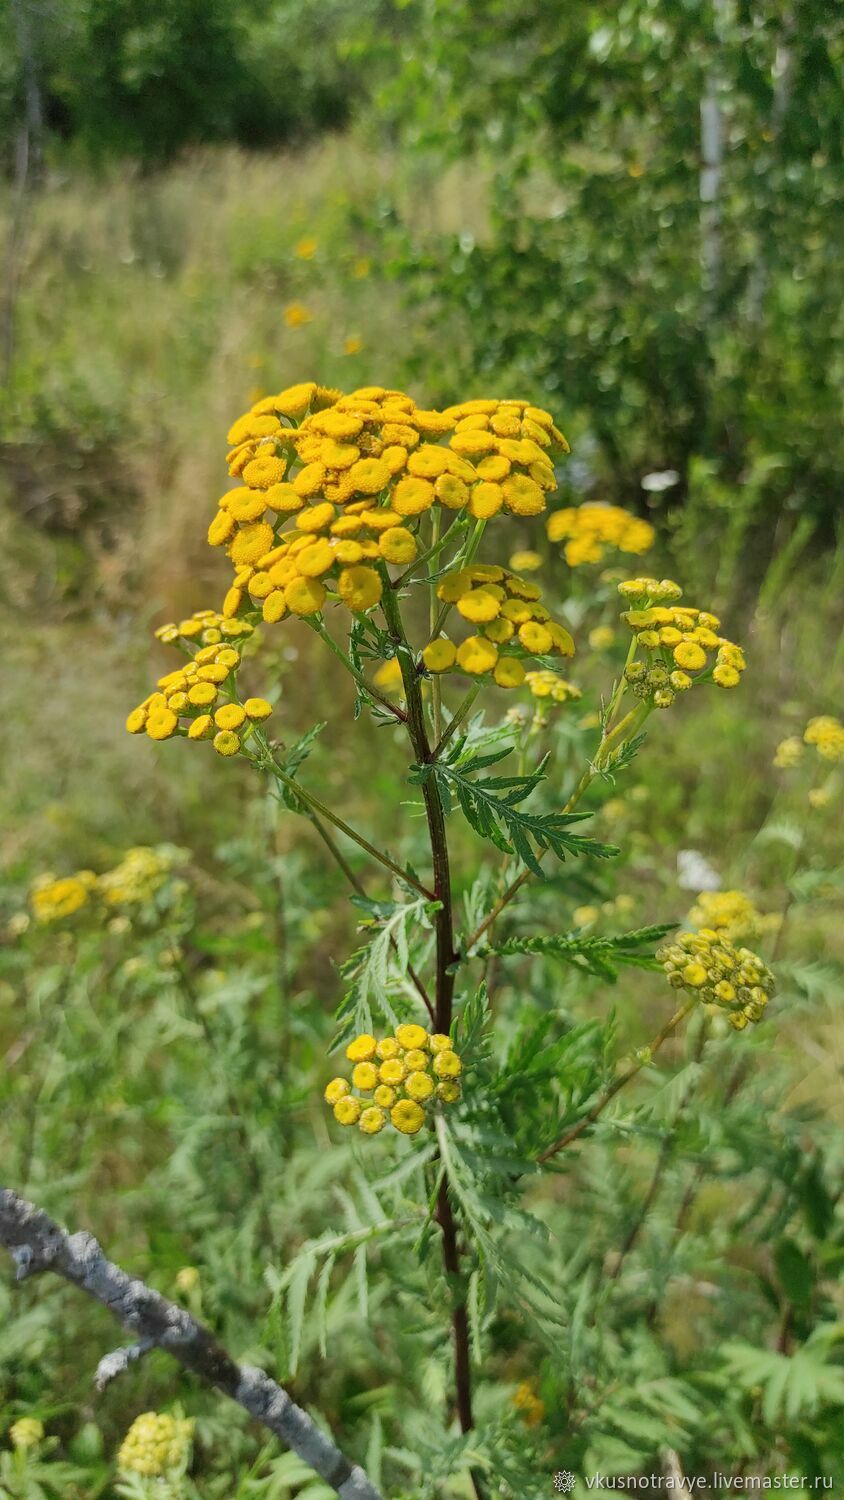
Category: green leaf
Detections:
[
  {"x1": 272, "y1": 722, "x2": 326, "y2": 809},
  {"x1": 417, "y1": 740, "x2": 618, "y2": 873},
  {"x1": 478, "y1": 923, "x2": 675, "y2": 980},
  {"x1": 775, "y1": 1237, "x2": 815, "y2": 1308}
]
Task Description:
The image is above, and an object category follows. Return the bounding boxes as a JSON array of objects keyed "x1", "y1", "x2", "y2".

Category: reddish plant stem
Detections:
[{"x1": 380, "y1": 583, "x2": 484, "y2": 1497}]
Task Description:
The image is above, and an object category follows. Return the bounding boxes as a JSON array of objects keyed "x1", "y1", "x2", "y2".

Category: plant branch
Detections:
[
  {"x1": 463, "y1": 702, "x2": 651, "y2": 953},
  {"x1": 0, "y1": 1187, "x2": 382, "y2": 1500},
  {"x1": 262, "y1": 753, "x2": 435, "y2": 901},
  {"x1": 305, "y1": 806, "x2": 434, "y2": 1019},
  {"x1": 433, "y1": 682, "x2": 482, "y2": 760},
  {"x1": 380, "y1": 580, "x2": 458, "y2": 1030},
  {"x1": 394, "y1": 511, "x2": 466, "y2": 588},
  {"x1": 380, "y1": 578, "x2": 482, "y2": 1496},
  {"x1": 538, "y1": 997, "x2": 696, "y2": 1164},
  {"x1": 312, "y1": 620, "x2": 407, "y2": 722}
]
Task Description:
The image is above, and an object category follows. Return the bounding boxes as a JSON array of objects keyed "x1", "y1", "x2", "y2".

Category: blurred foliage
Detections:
[
  {"x1": 365, "y1": 0, "x2": 844, "y2": 551},
  {"x1": 1, "y1": 1, "x2": 844, "y2": 1492},
  {"x1": 0, "y1": 0, "x2": 393, "y2": 164}
]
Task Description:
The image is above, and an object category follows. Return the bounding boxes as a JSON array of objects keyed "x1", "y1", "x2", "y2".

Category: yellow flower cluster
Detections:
[
  {"x1": 619, "y1": 578, "x2": 746, "y2": 706},
  {"x1": 117, "y1": 1412, "x2": 194, "y2": 1478},
  {"x1": 424, "y1": 564, "x2": 575, "y2": 687},
  {"x1": 547, "y1": 503, "x2": 655, "y2": 566},
  {"x1": 30, "y1": 871, "x2": 97, "y2": 923},
  {"x1": 773, "y1": 735, "x2": 804, "y2": 768},
  {"x1": 657, "y1": 929, "x2": 775, "y2": 1030},
  {"x1": 804, "y1": 715, "x2": 844, "y2": 762},
  {"x1": 154, "y1": 608, "x2": 254, "y2": 648},
  {"x1": 97, "y1": 846, "x2": 183, "y2": 908},
  {"x1": 209, "y1": 384, "x2": 569, "y2": 628},
  {"x1": 29, "y1": 847, "x2": 183, "y2": 926},
  {"x1": 126, "y1": 636, "x2": 272, "y2": 757},
  {"x1": 440, "y1": 397, "x2": 567, "y2": 517},
  {"x1": 524, "y1": 671, "x2": 582, "y2": 703},
  {"x1": 218, "y1": 497, "x2": 423, "y2": 623},
  {"x1": 512, "y1": 1383, "x2": 545, "y2": 1427},
  {"x1": 9, "y1": 1418, "x2": 44, "y2": 1450},
  {"x1": 325, "y1": 1024, "x2": 463, "y2": 1137},
  {"x1": 685, "y1": 889, "x2": 778, "y2": 946}
]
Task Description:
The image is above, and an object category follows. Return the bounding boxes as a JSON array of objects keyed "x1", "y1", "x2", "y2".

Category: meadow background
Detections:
[{"x1": 1, "y1": 2, "x2": 843, "y2": 1495}]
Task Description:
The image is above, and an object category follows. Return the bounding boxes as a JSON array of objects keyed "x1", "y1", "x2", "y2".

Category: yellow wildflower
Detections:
[
  {"x1": 548, "y1": 503, "x2": 654, "y2": 566},
  {"x1": 657, "y1": 930, "x2": 775, "y2": 1030},
  {"x1": 117, "y1": 1412, "x2": 194, "y2": 1478},
  {"x1": 9, "y1": 1418, "x2": 45, "y2": 1450},
  {"x1": 283, "y1": 302, "x2": 313, "y2": 327}
]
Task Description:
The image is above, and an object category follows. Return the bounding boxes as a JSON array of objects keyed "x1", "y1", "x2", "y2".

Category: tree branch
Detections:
[{"x1": 0, "y1": 1187, "x2": 383, "y2": 1500}]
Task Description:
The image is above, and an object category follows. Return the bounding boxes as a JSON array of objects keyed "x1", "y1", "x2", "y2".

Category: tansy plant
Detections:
[{"x1": 122, "y1": 379, "x2": 774, "y2": 1493}]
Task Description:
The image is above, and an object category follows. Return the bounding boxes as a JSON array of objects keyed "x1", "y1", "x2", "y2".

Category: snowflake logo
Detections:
[{"x1": 553, "y1": 1474, "x2": 576, "y2": 1494}]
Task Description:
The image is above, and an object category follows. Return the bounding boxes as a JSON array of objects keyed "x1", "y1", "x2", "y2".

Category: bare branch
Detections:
[{"x1": 0, "y1": 1187, "x2": 382, "y2": 1500}]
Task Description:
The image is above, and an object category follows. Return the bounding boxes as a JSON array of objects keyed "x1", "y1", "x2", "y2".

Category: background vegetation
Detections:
[{"x1": 1, "y1": 1, "x2": 843, "y2": 1495}]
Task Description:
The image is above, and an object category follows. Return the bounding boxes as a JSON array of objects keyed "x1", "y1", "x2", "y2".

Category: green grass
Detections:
[{"x1": 2, "y1": 139, "x2": 844, "y2": 1495}]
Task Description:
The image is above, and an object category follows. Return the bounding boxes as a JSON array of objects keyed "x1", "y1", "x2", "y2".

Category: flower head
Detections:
[
  {"x1": 773, "y1": 735, "x2": 804, "y2": 769},
  {"x1": 117, "y1": 1412, "x2": 194, "y2": 1478},
  {"x1": 126, "y1": 629, "x2": 271, "y2": 759},
  {"x1": 9, "y1": 1418, "x2": 44, "y2": 1450},
  {"x1": 211, "y1": 383, "x2": 572, "y2": 655},
  {"x1": 328, "y1": 1026, "x2": 463, "y2": 1135},
  {"x1": 657, "y1": 929, "x2": 775, "y2": 1030},
  {"x1": 619, "y1": 579, "x2": 745, "y2": 705},
  {"x1": 685, "y1": 890, "x2": 778, "y2": 946},
  {"x1": 424, "y1": 564, "x2": 574, "y2": 685},
  {"x1": 30, "y1": 872, "x2": 96, "y2": 923},
  {"x1": 804, "y1": 715, "x2": 844, "y2": 762},
  {"x1": 548, "y1": 503, "x2": 654, "y2": 566}
]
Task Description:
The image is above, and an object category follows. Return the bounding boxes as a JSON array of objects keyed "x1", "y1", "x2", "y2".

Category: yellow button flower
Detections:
[
  {"x1": 395, "y1": 1023, "x2": 428, "y2": 1051},
  {"x1": 379, "y1": 1058, "x2": 407, "y2": 1086},
  {"x1": 373, "y1": 1084, "x2": 396, "y2": 1108},
  {"x1": 423, "y1": 639, "x2": 457, "y2": 673},
  {"x1": 352, "y1": 1061, "x2": 379, "y2": 1091},
  {"x1": 297, "y1": 539, "x2": 335, "y2": 577},
  {"x1": 437, "y1": 1082, "x2": 461, "y2": 1104},
  {"x1": 146, "y1": 708, "x2": 179, "y2": 741},
  {"x1": 468, "y1": 481, "x2": 504, "y2": 518},
  {"x1": 393, "y1": 476, "x2": 435, "y2": 515},
  {"x1": 493, "y1": 658, "x2": 526, "y2": 689},
  {"x1": 324, "y1": 1077, "x2": 350, "y2": 1104},
  {"x1": 296, "y1": 502, "x2": 336, "y2": 533},
  {"x1": 433, "y1": 1051, "x2": 462, "y2": 1078},
  {"x1": 457, "y1": 588, "x2": 501, "y2": 623},
  {"x1": 334, "y1": 1096, "x2": 362, "y2": 1126},
  {"x1": 346, "y1": 1034, "x2": 377, "y2": 1062},
  {"x1": 284, "y1": 577, "x2": 326, "y2": 615},
  {"x1": 405, "y1": 1070, "x2": 435, "y2": 1101},
  {"x1": 338, "y1": 565, "x2": 383, "y2": 612},
  {"x1": 213, "y1": 730, "x2": 240, "y2": 757},
  {"x1": 390, "y1": 1099, "x2": 426, "y2": 1135},
  {"x1": 359, "y1": 1106, "x2": 386, "y2": 1134},
  {"x1": 456, "y1": 636, "x2": 498, "y2": 675},
  {"x1": 214, "y1": 703, "x2": 246, "y2": 731},
  {"x1": 673, "y1": 641, "x2": 707, "y2": 671},
  {"x1": 434, "y1": 473, "x2": 469, "y2": 509},
  {"x1": 403, "y1": 1048, "x2": 428, "y2": 1071},
  {"x1": 244, "y1": 697, "x2": 272, "y2": 720},
  {"x1": 379, "y1": 527, "x2": 417, "y2": 564}
]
